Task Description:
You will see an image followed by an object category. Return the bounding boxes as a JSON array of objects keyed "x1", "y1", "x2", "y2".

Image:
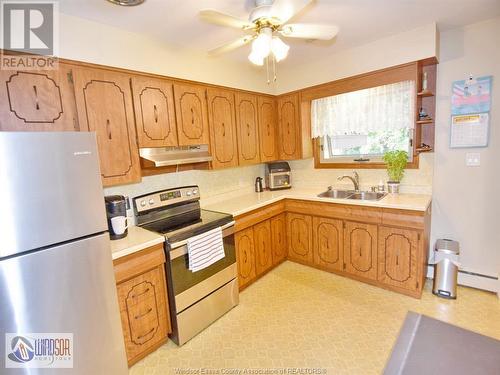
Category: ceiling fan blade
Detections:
[
  {"x1": 208, "y1": 35, "x2": 256, "y2": 56},
  {"x1": 279, "y1": 23, "x2": 339, "y2": 40},
  {"x1": 199, "y1": 9, "x2": 255, "y2": 30},
  {"x1": 270, "y1": 0, "x2": 315, "y2": 24}
]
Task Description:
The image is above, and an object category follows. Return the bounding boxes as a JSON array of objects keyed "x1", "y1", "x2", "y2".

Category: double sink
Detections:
[{"x1": 318, "y1": 187, "x2": 387, "y2": 201}]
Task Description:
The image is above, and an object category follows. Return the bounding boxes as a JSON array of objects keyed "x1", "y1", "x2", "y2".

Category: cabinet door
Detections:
[
  {"x1": 258, "y1": 96, "x2": 278, "y2": 162},
  {"x1": 278, "y1": 93, "x2": 300, "y2": 160},
  {"x1": 116, "y1": 265, "x2": 170, "y2": 366},
  {"x1": 235, "y1": 228, "x2": 256, "y2": 289},
  {"x1": 271, "y1": 213, "x2": 287, "y2": 265},
  {"x1": 344, "y1": 221, "x2": 378, "y2": 280},
  {"x1": 173, "y1": 83, "x2": 209, "y2": 146},
  {"x1": 72, "y1": 67, "x2": 141, "y2": 187},
  {"x1": 378, "y1": 226, "x2": 420, "y2": 291},
  {"x1": 286, "y1": 213, "x2": 313, "y2": 263},
  {"x1": 131, "y1": 76, "x2": 178, "y2": 148},
  {"x1": 0, "y1": 67, "x2": 79, "y2": 131},
  {"x1": 207, "y1": 88, "x2": 239, "y2": 169},
  {"x1": 254, "y1": 220, "x2": 273, "y2": 276},
  {"x1": 313, "y1": 217, "x2": 343, "y2": 272},
  {"x1": 235, "y1": 92, "x2": 260, "y2": 165}
]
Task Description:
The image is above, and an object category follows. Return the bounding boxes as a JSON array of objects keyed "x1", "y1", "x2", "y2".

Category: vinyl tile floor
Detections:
[{"x1": 130, "y1": 261, "x2": 500, "y2": 375}]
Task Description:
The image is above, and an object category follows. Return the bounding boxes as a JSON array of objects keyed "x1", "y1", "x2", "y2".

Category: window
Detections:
[{"x1": 311, "y1": 80, "x2": 415, "y2": 164}]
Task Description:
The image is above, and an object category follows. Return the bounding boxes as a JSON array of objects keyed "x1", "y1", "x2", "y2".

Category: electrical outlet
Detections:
[{"x1": 465, "y1": 153, "x2": 480, "y2": 166}]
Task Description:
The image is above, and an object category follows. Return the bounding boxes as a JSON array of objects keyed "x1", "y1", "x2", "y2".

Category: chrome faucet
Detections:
[{"x1": 338, "y1": 171, "x2": 360, "y2": 191}]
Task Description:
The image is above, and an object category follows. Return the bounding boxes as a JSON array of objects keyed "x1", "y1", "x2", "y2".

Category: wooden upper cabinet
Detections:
[
  {"x1": 344, "y1": 221, "x2": 378, "y2": 281},
  {"x1": 378, "y1": 226, "x2": 420, "y2": 292},
  {"x1": 257, "y1": 96, "x2": 278, "y2": 162},
  {"x1": 253, "y1": 220, "x2": 273, "y2": 276},
  {"x1": 271, "y1": 213, "x2": 287, "y2": 265},
  {"x1": 72, "y1": 67, "x2": 141, "y2": 186},
  {"x1": 287, "y1": 213, "x2": 313, "y2": 263},
  {"x1": 278, "y1": 93, "x2": 300, "y2": 160},
  {"x1": 235, "y1": 92, "x2": 260, "y2": 165},
  {"x1": 0, "y1": 66, "x2": 79, "y2": 131},
  {"x1": 312, "y1": 217, "x2": 344, "y2": 272},
  {"x1": 207, "y1": 88, "x2": 239, "y2": 169},
  {"x1": 131, "y1": 76, "x2": 178, "y2": 148},
  {"x1": 173, "y1": 83, "x2": 209, "y2": 146},
  {"x1": 235, "y1": 228, "x2": 256, "y2": 289}
]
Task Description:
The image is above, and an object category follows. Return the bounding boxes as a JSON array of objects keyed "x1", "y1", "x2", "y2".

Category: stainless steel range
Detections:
[{"x1": 133, "y1": 186, "x2": 238, "y2": 345}]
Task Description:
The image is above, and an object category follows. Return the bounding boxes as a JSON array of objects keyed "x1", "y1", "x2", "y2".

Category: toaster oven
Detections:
[{"x1": 265, "y1": 161, "x2": 291, "y2": 190}]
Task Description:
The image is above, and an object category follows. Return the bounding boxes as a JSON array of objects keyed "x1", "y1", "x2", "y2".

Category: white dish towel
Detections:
[{"x1": 187, "y1": 226, "x2": 225, "y2": 272}]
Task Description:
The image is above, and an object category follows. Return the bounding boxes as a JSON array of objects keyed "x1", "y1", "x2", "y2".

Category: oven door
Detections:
[{"x1": 166, "y1": 222, "x2": 236, "y2": 313}]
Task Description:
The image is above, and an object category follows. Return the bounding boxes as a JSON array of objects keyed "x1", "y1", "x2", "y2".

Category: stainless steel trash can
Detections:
[{"x1": 432, "y1": 239, "x2": 460, "y2": 299}]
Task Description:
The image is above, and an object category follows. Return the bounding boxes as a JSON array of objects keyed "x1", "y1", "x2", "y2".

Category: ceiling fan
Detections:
[{"x1": 199, "y1": 0, "x2": 339, "y2": 69}]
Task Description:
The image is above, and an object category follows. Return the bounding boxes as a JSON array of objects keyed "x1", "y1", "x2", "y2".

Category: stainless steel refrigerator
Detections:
[{"x1": 0, "y1": 132, "x2": 128, "y2": 374}]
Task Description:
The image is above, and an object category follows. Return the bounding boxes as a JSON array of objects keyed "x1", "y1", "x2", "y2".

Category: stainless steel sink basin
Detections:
[{"x1": 317, "y1": 188, "x2": 387, "y2": 201}]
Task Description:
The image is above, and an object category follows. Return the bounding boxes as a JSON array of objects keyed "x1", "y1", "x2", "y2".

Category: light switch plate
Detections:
[{"x1": 465, "y1": 153, "x2": 481, "y2": 166}]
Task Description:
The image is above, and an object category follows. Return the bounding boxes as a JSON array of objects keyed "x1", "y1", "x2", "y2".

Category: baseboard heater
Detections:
[{"x1": 426, "y1": 264, "x2": 499, "y2": 293}]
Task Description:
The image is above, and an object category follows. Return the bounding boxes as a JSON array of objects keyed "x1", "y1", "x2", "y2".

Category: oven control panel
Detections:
[{"x1": 134, "y1": 186, "x2": 200, "y2": 213}]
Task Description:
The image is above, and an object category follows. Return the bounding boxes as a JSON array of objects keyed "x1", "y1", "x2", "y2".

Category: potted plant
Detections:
[{"x1": 383, "y1": 150, "x2": 408, "y2": 193}]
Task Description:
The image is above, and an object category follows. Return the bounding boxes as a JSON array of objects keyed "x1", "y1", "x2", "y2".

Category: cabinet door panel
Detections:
[
  {"x1": 235, "y1": 93, "x2": 260, "y2": 165},
  {"x1": 258, "y1": 96, "x2": 278, "y2": 162},
  {"x1": 271, "y1": 214, "x2": 287, "y2": 265},
  {"x1": 207, "y1": 89, "x2": 238, "y2": 169},
  {"x1": 131, "y1": 76, "x2": 178, "y2": 148},
  {"x1": 0, "y1": 67, "x2": 78, "y2": 131},
  {"x1": 286, "y1": 213, "x2": 313, "y2": 263},
  {"x1": 378, "y1": 226, "x2": 419, "y2": 291},
  {"x1": 313, "y1": 217, "x2": 343, "y2": 272},
  {"x1": 254, "y1": 220, "x2": 273, "y2": 275},
  {"x1": 73, "y1": 67, "x2": 141, "y2": 186},
  {"x1": 278, "y1": 93, "x2": 300, "y2": 160},
  {"x1": 344, "y1": 221, "x2": 378, "y2": 280},
  {"x1": 173, "y1": 83, "x2": 209, "y2": 146},
  {"x1": 235, "y1": 228, "x2": 256, "y2": 289}
]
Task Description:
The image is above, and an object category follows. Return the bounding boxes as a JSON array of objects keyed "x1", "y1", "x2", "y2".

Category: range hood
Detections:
[{"x1": 139, "y1": 145, "x2": 212, "y2": 167}]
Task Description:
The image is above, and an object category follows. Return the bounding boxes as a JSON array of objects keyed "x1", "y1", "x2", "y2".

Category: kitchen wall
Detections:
[{"x1": 58, "y1": 13, "x2": 274, "y2": 94}]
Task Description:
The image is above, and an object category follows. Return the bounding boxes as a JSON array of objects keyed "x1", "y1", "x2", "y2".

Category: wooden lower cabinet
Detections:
[
  {"x1": 378, "y1": 226, "x2": 420, "y2": 292},
  {"x1": 254, "y1": 220, "x2": 273, "y2": 275},
  {"x1": 312, "y1": 217, "x2": 343, "y2": 272},
  {"x1": 344, "y1": 221, "x2": 378, "y2": 281},
  {"x1": 235, "y1": 228, "x2": 256, "y2": 289},
  {"x1": 113, "y1": 244, "x2": 170, "y2": 366},
  {"x1": 286, "y1": 213, "x2": 313, "y2": 263},
  {"x1": 270, "y1": 214, "x2": 287, "y2": 264}
]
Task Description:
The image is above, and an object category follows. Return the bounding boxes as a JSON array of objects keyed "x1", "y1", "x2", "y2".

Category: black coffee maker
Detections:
[{"x1": 104, "y1": 195, "x2": 128, "y2": 240}]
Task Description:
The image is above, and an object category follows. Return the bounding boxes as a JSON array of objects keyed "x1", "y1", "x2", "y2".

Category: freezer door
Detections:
[
  {"x1": 0, "y1": 132, "x2": 108, "y2": 258},
  {"x1": 0, "y1": 233, "x2": 128, "y2": 374}
]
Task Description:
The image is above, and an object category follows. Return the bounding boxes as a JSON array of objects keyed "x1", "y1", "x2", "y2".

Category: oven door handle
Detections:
[{"x1": 169, "y1": 221, "x2": 235, "y2": 260}]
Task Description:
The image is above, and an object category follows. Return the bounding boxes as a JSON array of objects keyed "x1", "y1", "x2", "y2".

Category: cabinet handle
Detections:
[
  {"x1": 135, "y1": 307, "x2": 153, "y2": 320},
  {"x1": 153, "y1": 104, "x2": 158, "y2": 123},
  {"x1": 222, "y1": 122, "x2": 225, "y2": 137},
  {"x1": 244, "y1": 250, "x2": 247, "y2": 263},
  {"x1": 191, "y1": 108, "x2": 195, "y2": 125},
  {"x1": 106, "y1": 119, "x2": 112, "y2": 140},
  {"x1": 267, "y1": 123, "x2": 270, "y2": 136},
  {"x1": 359, "y1": 247, "x2": 362, "y2": 257},
  {"x1": 33, "y1": 85, "x2": 40, "y2": 110},
  {"x1": 287, "y1": 122, "x2": 290, "y2": 134},
  {"x1": 326, "y1": 240, "x2": 329, "y2": 250},
  {"x1": 396, "y1": 255, "x2": 399, "y2": 266},
  {"x1": 246, "y1": 123, "x2": 250, "y2": 137},
  {"x1": 131, "y1": 287, "x2": 150, "y2": 299},
  {"x1": 136, "y1": 327, "x2": 155, "y2": 340}
]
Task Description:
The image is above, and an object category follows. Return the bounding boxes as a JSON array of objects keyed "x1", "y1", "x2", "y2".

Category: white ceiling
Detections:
[{"x1": 59, "y1": 0, "x2": 500, "y2": 67}]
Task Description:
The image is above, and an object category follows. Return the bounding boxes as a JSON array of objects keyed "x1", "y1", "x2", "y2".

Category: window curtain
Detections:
[{"x1": 311, "y1": 80, "x2": 415, "y2": 138}]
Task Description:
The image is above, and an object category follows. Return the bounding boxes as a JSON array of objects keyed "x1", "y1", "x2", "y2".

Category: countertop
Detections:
[
  {"x1": 110, "y1": 225, "x2": 164, "y2": 260},
  {"x1": 201, "y1": 187, "x2": 432, "y2": 217}
]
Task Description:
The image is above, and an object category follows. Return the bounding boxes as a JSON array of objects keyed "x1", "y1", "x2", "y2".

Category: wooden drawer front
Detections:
[
  {"x1": 116, "y1": 265, "x2": 169, "y2": 365},
  {"x1": 344, "y1": 221, "x2": 378, "y2": 281},
  {"x1": 253, "y1": 220, "x2": 273, "y2": 275},
  {"x1": 312, "y1": 217, "x2": 343, "y2": 272},
  {"x1": 378, "y1": 226, "x2": 420, "y2": 292},
  {"x1": 113, "y1": 244, "x2": 165, "y2": 283},
  {"x1": 234, "y1": 201, "x2": 285, "y2": 232},
  {"x1": 286, "y1": 213, "x2": 313, "y2": 263},
  {"x1": 270, "y1": 214, "x2": 287, "y2": 264},
  {"x1": 235, "y1": 228, "x2": 256, "y2": 289}
]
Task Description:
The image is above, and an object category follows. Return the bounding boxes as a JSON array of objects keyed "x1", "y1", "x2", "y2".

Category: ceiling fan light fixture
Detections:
[
  {"x1": 271, "y1": 36, "x2": 289, "y2": 62},
  {"x1": 251, "y1": 27, "x2": 273, "y2": 58},
  {"x1": 248, "y1": 50, "x2": 265, "y2": 66}
]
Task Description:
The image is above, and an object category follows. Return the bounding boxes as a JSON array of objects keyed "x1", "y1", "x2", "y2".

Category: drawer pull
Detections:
[
  {"x1": 153, "y1": 104, "x2": 158, "y2": 123},
  {"x1": 135, "y1": 307, "x2": 153, "y2": 320},
  {"x1": 33, "y1": 85, "x2": 40, "y2": 110},
  {"x1": 132, "y1": 287, "x2": 150, "y2": 299},
  {"x1": 136, "y1": 327, "x2": 155, "y2": 340}
]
